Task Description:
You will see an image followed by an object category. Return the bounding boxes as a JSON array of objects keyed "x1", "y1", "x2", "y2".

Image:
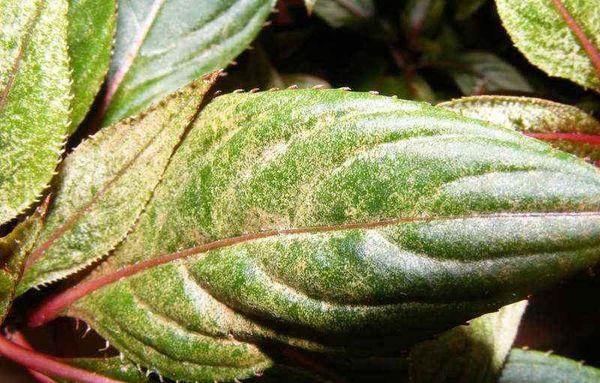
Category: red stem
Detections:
[
  {"x1": 9, "y1": 332, "x2": 57, "y2": 383},
  {"x1": 524, "y1": 132, "x2": 600, "y2": 146},
  {"x1": 0, "y1": 333, "x2": 123, "y2": 383},
  {"x1": 551, "y1": 0, "x2": 600, "y2": 77}
]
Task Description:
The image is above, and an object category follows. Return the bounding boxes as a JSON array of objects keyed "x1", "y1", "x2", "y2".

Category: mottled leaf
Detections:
[
  {"x1": 449, "y1": 52, "x2": 533, "y2": 95},
  {"x1": 496, "y1": 0, "x2": 600, "y2": 93},
  {"x1": 67, "y1": 0, "x2": 116, "y2": 131},
  {"x1": 101, "y1": 0, "x2": 276, "y2": 126},
  {"x1": 313, "y1": 0, "x2": 375, "y2": 28},
  {"x1": 440, "y1": 95, "x2": 600, "y2": 164},
  {"x1": 16, "y1": 73, "x2": 218, "y2": 295},
  {"x1": 410, "y1": 301, "x2": 527, "y2": 383},
  {"x1": 34, "y1": 90, "x2": 600, "y2": 382},
  {"x1": 0, "y1": 0, "x2": 71, "y2": 225},
  {"x1": 499, "y1": 349, "x2": 600, "y2": 383}
]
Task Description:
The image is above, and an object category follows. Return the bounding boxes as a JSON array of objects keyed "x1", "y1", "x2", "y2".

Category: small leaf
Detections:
[
  {"x1": 499, "y1": 349, "x2": 600, "y2": 383},
  {"x1": 16, "y1": 73, "x2": 218, "y2": 295},
  {"x1": 313, "y1": 0, "x2": 375, "y2": 28},
  {"x1": 495, "y1": 0, "x2": 600, "y2": 93},
  {"x1": 101, "y1": 0, "x2": 276, "y2": 126},
  {"x1": 440, "y1": 95, "x2": 600, "y2": 163},
  {"x1": 67, "y1": 0, "x2": 117, "y2": 131},
  {"x1": 281, "y1": 74, "x2": 331, "y2": 89},
  {"x1": 448, "y1": 52, "x2": 533, "y2": 95},
  {"x1": 32, "y1": 90, "x2": 600, "y2": 382},
  {"x1": 409, "y1": 300, "x2": 527, "y2": 383},
  {"x1": 0, "y1": 201, "x2": 47, "y2": 322},
  {"x1": 0, "y1": 0, "x2": 71, "y2": 225}
]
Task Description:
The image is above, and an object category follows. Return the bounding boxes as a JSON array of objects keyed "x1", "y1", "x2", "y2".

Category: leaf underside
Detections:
[
  {"x1": 52, "y1": 90, "x2": 600, "y2": 382},
  {"x1": 17, "y1": 73, "x2": 218, "y2": 295},
  {"x1": 102, "y1": 0, "x2": 276, "y2": 126},
  {"x1": 0, "y1": 0, "x2": 71, "y2": 225}
]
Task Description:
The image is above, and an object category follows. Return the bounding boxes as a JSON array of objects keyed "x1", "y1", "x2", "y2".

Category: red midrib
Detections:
[
  {"x1": 525, "y1": 132, "x2": 600, "y2": 146},
  {"x1": 551, "y1": 0, "x2": 600, "y2": 77}
]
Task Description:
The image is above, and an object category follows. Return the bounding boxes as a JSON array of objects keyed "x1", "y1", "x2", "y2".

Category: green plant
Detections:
[{"x1": 0, "y1": 0, "x2": 599, "y2": 382}]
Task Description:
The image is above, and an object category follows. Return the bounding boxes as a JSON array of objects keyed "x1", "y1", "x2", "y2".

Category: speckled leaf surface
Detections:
[
  {"x1": 52, "y1": 90, "x2": 600, "y2": 382},
  {"x1": 16, "y1": 73, "x2": 218, "y2": 296},
  {"x1": 67, "y1": 0, "x2": 116, "y2": 131},
  {"x1": 0, "y1": 0, "x2": 71, "y2": 225},
  {"x1": 440, "y1": 96, "x2": 600, "y2": 163},
  {"x1": 101, "y1": 0, "x2": 276, "y2": 126},
  {"x1": 499, "y1": 349, "x2": 600, "y2": 383},
  {"x1": 409, "y1": 300, "x2": 527, "y2": 383},
  {"x1": 54, "y1": 357, "x2": 150, "y2": 383},
  {"x1": 496, "y1": 0, "x2": 600, "y2": 92}
]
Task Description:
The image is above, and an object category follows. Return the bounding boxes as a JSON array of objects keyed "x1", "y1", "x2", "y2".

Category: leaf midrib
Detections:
[
  {"x1": 0, "y1": 0, "x2": 44, "y2": 114},
  {"x1": 28, "y1": 210, "x2": 600, "y2": 327}
]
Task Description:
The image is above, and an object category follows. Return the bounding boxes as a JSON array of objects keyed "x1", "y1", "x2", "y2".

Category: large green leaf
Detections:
[
  {"x1": 101, "y1": 0, "x2": 276, "y2": 126},
  {"x1": 0, "y1": 0, "x2": 71, "y2": 225},
  {"x1": 495, "y1": 0, "x2": 600, "y2": 93},
  {"x1": 499, "y1": 349, "x2": 600, "y2": 383},
  {"x1": 67, "y1": 0, "x2": 116, "y2": 131},
  {"x1": 16, "y1": 73, "x2": 218, "y2": 295},
  {"x1": 440, "y1": 95, "x2": 600, "y2": 164},
  {"x1": 409, "y1": 300, "x2": 527, "y2": 383},
  {"x1": 34, "y1": 90, "x2": 600, "y2": 382}
]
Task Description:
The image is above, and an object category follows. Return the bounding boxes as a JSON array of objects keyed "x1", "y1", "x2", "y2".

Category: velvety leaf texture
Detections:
[
  {"x1": 0, "y1": 0, "x2": 71, "y2": 225},
  {"x1": 16, "y1": 73, "x2": 217, "y2": 295},
  {"x1": 44, "y1": 90, "x2": 600, "y2": 382},
  {"x1": 409, "y1": 301, "x2": 527, "y2": 383},
  {"x1": 101, "y1": 0, "x2": 276, "y2": 126},
  {"x1": 499, "y1": 349, "x2": 600, "y2": 383},
  {"x1": 67, "y1": 0, "x2": 116, "y2": 131},
  {"x1": 440, "y1": 96, "x2": 600, "y2": 163},
  {"x1": 496, "y1": 0, "x2": 600, "y2": 92}
]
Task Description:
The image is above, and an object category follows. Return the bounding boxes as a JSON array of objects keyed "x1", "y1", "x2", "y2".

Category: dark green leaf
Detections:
[{"x1": 313, "y1": 0, "x2": 375, "y2": 28}]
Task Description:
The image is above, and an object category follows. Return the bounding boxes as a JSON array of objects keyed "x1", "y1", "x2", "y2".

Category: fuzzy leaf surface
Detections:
[
  {"x1": 410, "y1": 300, "x2": 527, "y2": 383},
  {"x1": 101, "y1": 0, "x2": 276, "y2": 126},
  {"x1": 45, "y1": 90, "x2": 600, "y2": 382},
  {"x1": 67, "y1": 0, "x2": 116, "y2": 131},
  {"x1": 495, "y1": 0, "x2": 600, "y2": 92},
  {"x1": 440, "y1": 96, "x2": 600, "y2": 163},
  {"x1": 16, "y1": 73, "x2": 218, "y2": 295},
  {"x1": 499, "y1": 349, "x2": 600, "y2": 383},
  {"x1": 0, "y1": 0, "x2": 71, "y2": 225}
]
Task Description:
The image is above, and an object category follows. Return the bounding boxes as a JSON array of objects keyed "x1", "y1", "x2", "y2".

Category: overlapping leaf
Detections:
[
  {"x1": 0, "y1": 0, "x2": 71, "y2": 225},
  {"x1": 101, "y1": 0, "x2": 276, "y2": 126},
  {"x1": 410, "y1": 301, "x2": 527, "y2": 383},
  {"x1": 440, "y1": 95, "x2": 600, "y2": 163},
  {"x1": 496, "y1": 0, "x2": 600, "y2": 92},
  {"x1": 312, "y1": 0, "x2": 375, "y2": 28},
  {"x1": 17, "y1": 73, "x2": 218, "y2": 295},
  {"x1": 67, "y1": 0, "x2": 116, "y2": 131},
  {"x1": 499, "y1": 349, "x2": 600, "y2": 383},
  {"x1": 27, "y1": 90, "x2": 600, "y2": 382}
]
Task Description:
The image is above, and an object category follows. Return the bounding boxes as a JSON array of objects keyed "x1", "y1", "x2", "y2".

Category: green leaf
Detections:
[
  {"x1": 42, "y1": 90, "x2": 600, "y2": 382},
  {"x1": 495, "y1": 0, "x2": 600, "y2": 93},
  {"x1": 313, "y1": 0, "x2": 375, "y2": 28},
  {"x1": 409, "y1": 300, "x2": 527, "y2": 383},
  {"x1": 448, "y1": 52, "x2": 533, "y2": 95},
  {"x1": 0, "y1": 201, "x2": 47, "y2": 322},
  {"x1": 440, "y1": 95, "x2": 600, "y2": 164},
  {"x1": 357, "y1": 74, "x2": 436, "y2": 102},
  {"x1": 499, "y1": 349, "x2": 600, "y2": 383},
  {"x1": 281, "y1": 74, "x2": 331, "y2": 89},
  {"x1": 403, "y1": 0, "x2": 447, "y2": 37},
  {"x1": 67, "y1": 0, "x2": 116, "y2": 131},
  {"x1": 16, "y1": 73, "x2": 218, "y2": 295},
  {"x1": 0, "y1": 0, "x2": 71, "y2": 225},
  {"x1": 54, "y1": 357, "x2": 150, "y2": 383},
  {"x1": 101, "y1": 0, "x2": 276, "y2": 126}
]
